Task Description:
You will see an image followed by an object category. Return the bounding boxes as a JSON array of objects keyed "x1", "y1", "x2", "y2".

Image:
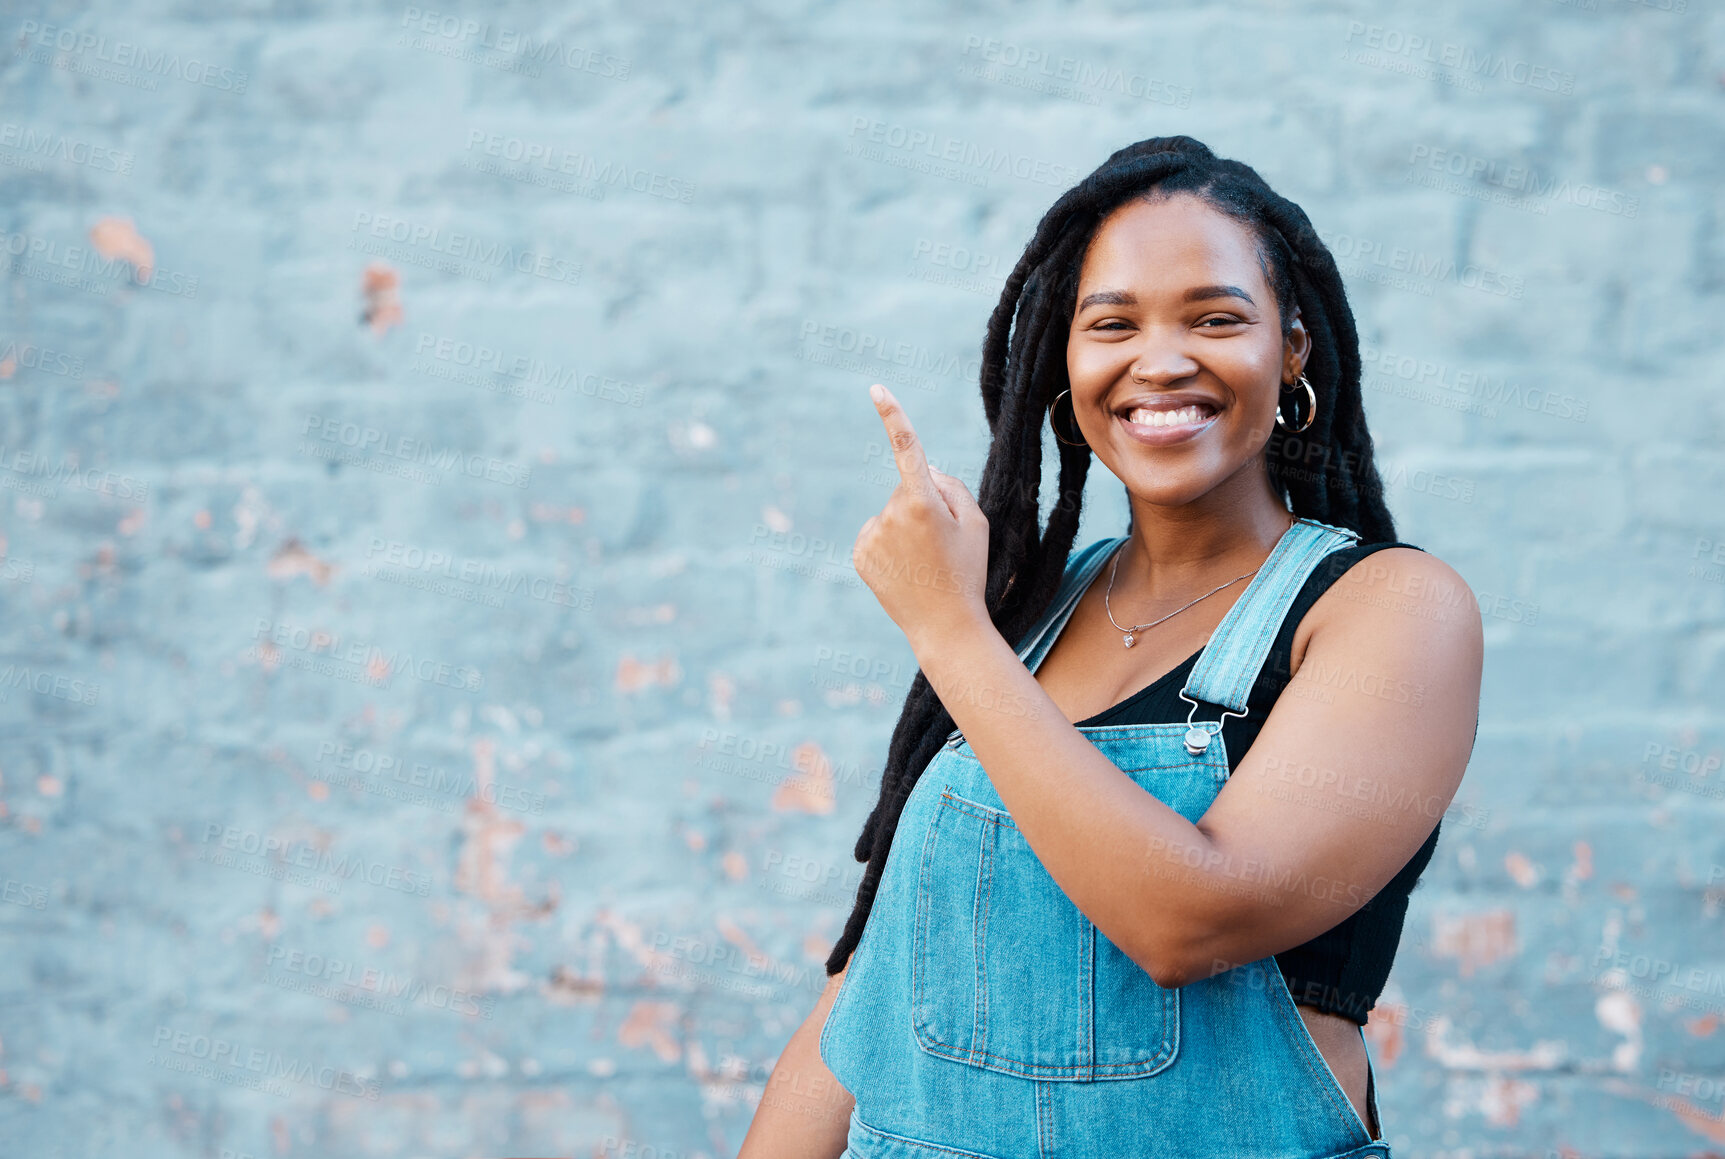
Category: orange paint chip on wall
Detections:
[
  {"x1": 770, "y1": 742, "x2": 835, "y2": 814},
  {"x1": 1430, "y1": 909, "x2": 1517, "y2": 977},
  {"x1": 619, "y1": 1000, "x2": 681, "y2": 1063},
  {"x1": 1504, "y1": 852, "x2": 1538, "y2": 888},
  {"x1": 616, "y1": 653, "x2": 681, "y2": 692},
  {"x1": 360, "y1": 262, "x2": 403, "y2": 334},
  {"x1": 1362, "y1": 1003, "x2": 1404, "y2": 1068},
  {"x1": 88, "y1": 216, "x2": 155, "y2": 278},
  {"x1": 266, "y1": 537, "x2": 337, "y2": 585}
]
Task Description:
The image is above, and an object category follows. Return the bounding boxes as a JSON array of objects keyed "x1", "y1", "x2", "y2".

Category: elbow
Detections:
[
  {"x1": 1147, "y1": 954, "x2": 1195, "y2": 991},
  {"x1": 1126, "y1": 932, "x2": 1199, "y2": 990},
  {"x1": 1117, "y1": 869, "x2": 1236, "y2": 989},
  {"x1": 1124, "y1": 909, "x2": 1236, "y2": 990}
]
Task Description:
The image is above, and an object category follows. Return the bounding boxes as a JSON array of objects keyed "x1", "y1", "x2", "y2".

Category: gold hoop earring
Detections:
[
  {"x1": 1276, "y1": 373, "x2": 1317, "y2": 434},
  {"x1": 1048, "y1": 389, "x2": 1090, "y2": 448}
]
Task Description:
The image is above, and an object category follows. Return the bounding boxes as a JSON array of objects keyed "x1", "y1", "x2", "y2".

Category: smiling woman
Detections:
[{"x1": 740, "y1": 135, "x2": 1482, "y2": 1159}]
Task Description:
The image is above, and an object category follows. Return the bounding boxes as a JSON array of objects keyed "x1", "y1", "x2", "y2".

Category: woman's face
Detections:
[{"x1": 1065, "y1": 192, "x2": 1309, "y2": 509}]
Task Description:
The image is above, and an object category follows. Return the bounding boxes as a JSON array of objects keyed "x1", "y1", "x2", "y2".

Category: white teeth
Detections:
[{"x1": 1126, "y1": 405, "x2": 1212, "y2": 428}]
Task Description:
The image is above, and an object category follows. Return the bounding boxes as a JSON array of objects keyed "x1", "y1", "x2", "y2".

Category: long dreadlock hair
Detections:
[{"x1": 824, "y1": 134, "x2": 1398, "y2": 977}]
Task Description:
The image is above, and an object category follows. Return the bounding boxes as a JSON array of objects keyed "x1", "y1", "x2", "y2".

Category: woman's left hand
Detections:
[{"x1": 854, "y1": 383, "x2": 993, "y2": 651}]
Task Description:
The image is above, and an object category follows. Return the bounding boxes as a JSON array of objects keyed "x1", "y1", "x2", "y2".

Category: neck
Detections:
[{"x1": 1116, "y1": 471, "x2": 1293, "y2": 601}]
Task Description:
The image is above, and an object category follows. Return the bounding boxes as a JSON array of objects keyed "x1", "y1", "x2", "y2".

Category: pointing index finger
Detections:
[{"x1": 870, "y1": 383, "x2": 937, "y2": 500}]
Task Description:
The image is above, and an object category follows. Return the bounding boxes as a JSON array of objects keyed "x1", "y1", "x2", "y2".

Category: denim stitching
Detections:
[
  {"x1": 914, "y1": 1037, "x2": 1175, "y2": 1077},
  {"x1": 860, "y1": 517, "x2": 1397, "y2": 1142},
  {"x1": 1187, "y1": 521, "x2": 1344, "y2": 706},
  {"x1": 911, "y1": 789, "x2": 945, "y2": 1053},
  {"x1": 973, "y1": 803, "x2": 992, "y2": 1063},
  {"x1": 951, "y1": 724, "x2": 1210, "y2": 751},
  {"x1": 1078, "y1": 915, "x2": 1093, "y2": 1083},
  {"x1": 1036, "y1": 1080, "x2": 1053, "y2": 1159},
  {"x1": 851, "y1": 1111, "x2": 1014, "y2": 1159},
  {"x1": 915, "y1": 791, "x2": 1177, "y2": 1078},
  {"x1": 1262, "y1": 958, "x2": 1373, "y2": 1146},
  {"x1": 1019, "y1": 538, "x2": 1124, "y2": 677},
  {"x1": 1184, "y1": 520, "x2": 1359, "y2": 712}
]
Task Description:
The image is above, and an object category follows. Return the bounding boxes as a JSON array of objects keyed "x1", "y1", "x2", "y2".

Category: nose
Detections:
[{"x1": 1128, "y1": 344, "x2": 1201, "y2": 386}]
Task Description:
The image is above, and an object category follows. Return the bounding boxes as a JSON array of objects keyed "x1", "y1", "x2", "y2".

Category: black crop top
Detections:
[{"x1": 1073, "y1": 539, "x2": 1442, "y2": 1025}]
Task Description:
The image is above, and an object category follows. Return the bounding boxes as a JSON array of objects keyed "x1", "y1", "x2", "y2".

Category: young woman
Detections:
[{"x1": 740, "y1": 135, "x2": 1482, "y2": 1158}]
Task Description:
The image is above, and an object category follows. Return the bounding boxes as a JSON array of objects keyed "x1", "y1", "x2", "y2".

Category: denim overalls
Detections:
[{"x1": 820, "y1": 516, "x2": 1393, "y2": 1158}]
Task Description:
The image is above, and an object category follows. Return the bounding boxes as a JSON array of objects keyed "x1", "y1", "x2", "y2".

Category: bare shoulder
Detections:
[{"x1": 1296, "y1": 546, "x2": 1484, "y2": 684}]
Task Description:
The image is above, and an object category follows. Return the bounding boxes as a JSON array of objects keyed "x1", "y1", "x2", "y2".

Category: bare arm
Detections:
[
  {"x1": 909, "y1": 545, "x2": 1481, "y2": 987},
  {"x1": 852, "y1": 385, "x2": 1483, "y2": 989},
  {"x1": 737, "y1": 965, "x2": 855, "y2": 1159}
]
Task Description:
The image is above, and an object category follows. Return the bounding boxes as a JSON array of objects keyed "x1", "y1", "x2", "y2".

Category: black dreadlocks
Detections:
[{"x1": 825, "y1": 134, "x2": 1398, "y2": 977}]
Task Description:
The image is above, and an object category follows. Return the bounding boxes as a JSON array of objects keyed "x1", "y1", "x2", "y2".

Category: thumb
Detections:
[{"x1": 927, "y1": 468, "x2": 980, "y2": 522}]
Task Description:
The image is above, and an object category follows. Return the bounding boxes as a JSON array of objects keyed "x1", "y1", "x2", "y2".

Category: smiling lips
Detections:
[
  {"x1": 1125, "y1": 404, "x2": 1215, "y2": 428},
  {"x1": 1115, "y1": 399, "x2": 1220, "y2": 446}
]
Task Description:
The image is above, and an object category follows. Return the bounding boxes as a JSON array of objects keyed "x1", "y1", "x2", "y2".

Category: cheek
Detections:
[
  {"x1": 1217, "y1": 342, "x2": 1281, "y2": 382},
  {"x1": 1216, "y1": 348, "x2": 1284, "y2": 412},
  {"x1": 1065, "y1": 340, "x2": 1089, "y2": 378},
  {"x1": 1212, "y1": 350, "x2": 1284, "y2": 446},
  {"x1": 1066, "y1": 340, "x2": 1116, "y2": 389}
]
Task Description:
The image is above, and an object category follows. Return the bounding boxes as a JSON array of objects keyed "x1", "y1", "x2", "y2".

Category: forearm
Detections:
[
  {"x1": 911, "y1": 616, "x2": 1236, "y2": 980},
  {"x1": 737, "y1": 976, "x2": 854, "y2": 1158},
  {"x1": 910, "y1": 614, "x2": 1432, "y2": 986}
]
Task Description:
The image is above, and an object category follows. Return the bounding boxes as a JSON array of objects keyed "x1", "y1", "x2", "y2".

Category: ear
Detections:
[{"x1": 1282, "y1": 306, "x2": 1311, "y2": 381}]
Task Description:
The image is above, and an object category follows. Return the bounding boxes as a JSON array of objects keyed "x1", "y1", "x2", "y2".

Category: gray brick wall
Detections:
[{"x1": 0, "y1": 1, "x2": 1719, "y2": 1156}]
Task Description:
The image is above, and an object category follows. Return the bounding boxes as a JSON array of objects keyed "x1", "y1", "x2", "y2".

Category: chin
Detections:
[{"x1": 1108, "y1": 466, "x2": 1213, "y2": 508}]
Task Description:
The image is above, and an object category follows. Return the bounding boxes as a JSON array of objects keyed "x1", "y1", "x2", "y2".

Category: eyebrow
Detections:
[{"x1": 1075, "y1": 284, "x2": 1257, "y2": 311}]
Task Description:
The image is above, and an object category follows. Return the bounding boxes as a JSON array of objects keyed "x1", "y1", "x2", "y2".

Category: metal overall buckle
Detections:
[{"x1": 1178, "y1": 690, "x2": 1249, "y2": 756}]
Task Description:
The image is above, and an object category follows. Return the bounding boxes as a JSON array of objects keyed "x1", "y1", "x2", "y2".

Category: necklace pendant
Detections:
[{"x1": 1122, "y1": 632, "x2": 1135, "y2": 648}]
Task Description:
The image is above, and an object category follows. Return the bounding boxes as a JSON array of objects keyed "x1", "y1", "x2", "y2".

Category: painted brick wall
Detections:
[{"x1": 1, "y1": 1, "x2": 1721, "y2": 1156}]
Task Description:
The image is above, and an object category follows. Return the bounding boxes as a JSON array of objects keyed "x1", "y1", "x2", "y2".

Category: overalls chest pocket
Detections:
[{"x1": 910, "y1": 726, "x2": 1229, "y2": 1082}]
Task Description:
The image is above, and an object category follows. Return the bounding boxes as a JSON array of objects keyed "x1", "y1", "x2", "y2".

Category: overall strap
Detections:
[
  {"x1": 1015, "y1": 536, "x2": 1124, "y2": 674},
  {"x1": 1178, "y1": 516, "x2": 1361, "y2": 713},
  {"x1": 939, "y1": 519, "x2": 1359, "y2": 748},
  {"x1": 942, "y1": 536, "x2": 1121, "y2": 746}
]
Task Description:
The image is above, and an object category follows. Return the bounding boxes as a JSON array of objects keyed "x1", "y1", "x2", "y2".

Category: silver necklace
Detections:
[{"x1": 1102, "y1": 517, "x2": 1293, "y2": 649}]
